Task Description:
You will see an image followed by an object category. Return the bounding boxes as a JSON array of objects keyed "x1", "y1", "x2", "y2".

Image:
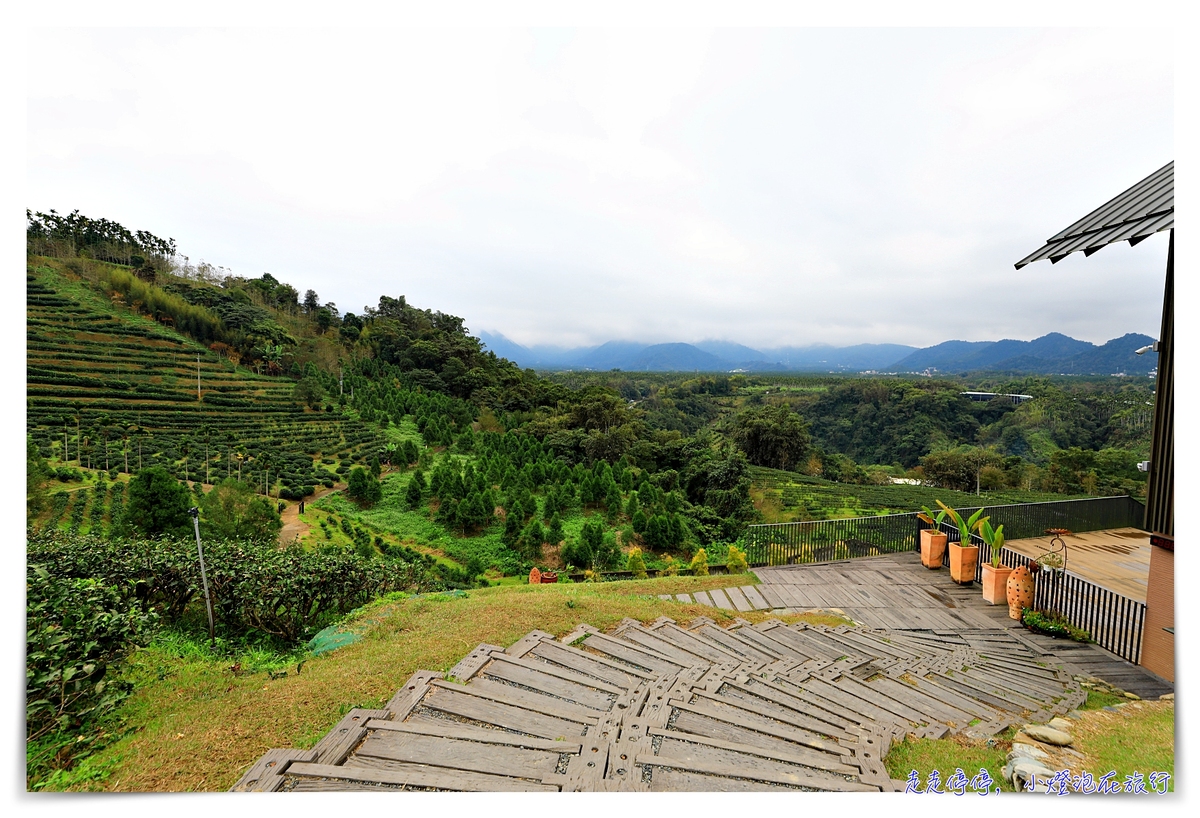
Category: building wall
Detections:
[
  {"x1": 1145, "y1": 231, "x2": 1173, "y2": 538},
  {"x1": 1140, "y1": 544, "x2": 1174, "y2": 682}
]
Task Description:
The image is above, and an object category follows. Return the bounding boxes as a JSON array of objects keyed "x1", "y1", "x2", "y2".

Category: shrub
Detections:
[
  {"x1": 26, "y1": 566, "x2": 158, "y2": 742},
  {"x1": 1022, "y1": 609, "x2": 1090, "y2": 642},
  {"x1": 199, "y1": 478, "x2": 282, "y2": 542},
  {"x1": 726, "y1": 544, "x2": 749, "y2": 574},
  {"x1": 690, "y1": 548, "x2": 709, "y2": 576},
  {"x1": 626, "y1": 547, "x2": 648, "y2": 579},
  {"x1": 27, "y1": 531, "x2": 443, "y2": 643}
]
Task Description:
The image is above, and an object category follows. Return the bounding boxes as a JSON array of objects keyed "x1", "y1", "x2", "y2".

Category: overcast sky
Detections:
[{"x1": 26, "y1": 26, "x2": 1172, "y2": 350}]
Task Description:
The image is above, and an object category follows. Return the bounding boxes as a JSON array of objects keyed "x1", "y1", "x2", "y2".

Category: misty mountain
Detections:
[
  {"x1": 887, "y1": 332, "x2": 1156, "y2": 375},
  {"x1": 692, "y1": 340, "x2": 768, "y2": 362},
  {"x1": 478, "y1": 330, "x2": 1156, "y2": 375},
  {"x1": 758, "y1": 343, "x2": 919, "y2": 371}
]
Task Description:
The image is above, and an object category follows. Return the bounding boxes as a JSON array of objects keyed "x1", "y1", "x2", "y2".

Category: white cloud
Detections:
[{"x1": 26, "y1": 26, "x2": 1172, "y2": 349}]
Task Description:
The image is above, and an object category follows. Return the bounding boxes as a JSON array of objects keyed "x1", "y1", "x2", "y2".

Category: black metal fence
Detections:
[
  {"x1": 745, "y1": 495, "x2": 1143, "y2": 567},
  {"x1": 1033, "y1": 568, "x2": 1146, "y2": 664},
  {"x1": 744, "y1": 495, "x2": 1147, "y2": 663},
  {"x1": 742, "y1": 512, "x2": 920, "y2": 567},
  {"x1": 938, "y1": 496, "x2": 1145, "y2": 542}
]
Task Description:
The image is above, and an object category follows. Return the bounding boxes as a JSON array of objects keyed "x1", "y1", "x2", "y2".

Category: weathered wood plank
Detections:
[
  {"x1": 648, "y1": 767, "x2": 797, "y2": 791},
  {"x1": 230, "y1": 748, "x2": 317, "y2": 791},
  {"x1": 757, "y1": 585, "x2": 790, "y2": 609},
  {"x1": 693, "y1": 625, "x2": 779, "y2": 664},
  {"x1": 578, "y1": 632, "x2": 685, "y2": 675},
  {"x1": 669, "y1": 698, "x2": 850, "y2": 760},
  {"x1": 644, "y1": 623, "x2": 744, "y2": 663},
  {"x1": 706, "y1": 685, "x2": 855, "y2": 741},
  {"x1": 354, "y1": 730, "x2": 564, "y2": 779},
  {"x1": 719, "y1": 680, "x2": 854, "y2": 737},
  {"x1": 638, "y1": 752, "x2": 873, "y2": 791},
  {"x1": 739, "y1": 585, "x2": 770, "y2": 610},
  {"x1": 447, "y1": 644, "x2": 504, "y2": 682},
  {"x1": 505, "y1": 629, "x2": 556, "y2": 658},
  {"x1": 429, "y1": 678, "x2": 598, "y2": 724},
  {"x1": 385, "y1": 670, "x2": 443, "y2": 720},
  {"x1": 366, "y1": 717, "x2": 583, "y2": 752},
  {"x1": 481, "y1": 660, "x2": 617, "y2": 711},
  {"x1": 489, "y1": 652, "x2": 627, "y2": 695},
  {"x1": 724, "y1": 586, "x2": 755, "y2": 613},
  {"x1": 287, "y1": 761, "x2": 559, "y2": 792},
  {"x1": 311, "y1": 708, "x2": 390, "y2": 765},
  {"x1": 530, "y1": 640, "x2": 653, "y2": 687},
  {"x1": 708, "y1": 588, "x2": 736, "y2": 611},
  {"x1": 668, "y1": 709, "x2": 856, "y2": 774},
  {"x1": 418, "y1": 685, "x2": 587, "y2": 739},
  {"x1": 615, "y1": 624, "x2": 711, "y2": 666}
]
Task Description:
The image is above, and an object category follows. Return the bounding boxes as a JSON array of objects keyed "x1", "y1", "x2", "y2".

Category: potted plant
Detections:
[
  {"x1": 976, "y1": 519, "x2": 1011, "y2": 604},
  {"x1": 918, "y1": 506, "x2": 949, "y2": 569},
  {"x1": 937, "y1": 500, "x2": 988, "y2": 585}
]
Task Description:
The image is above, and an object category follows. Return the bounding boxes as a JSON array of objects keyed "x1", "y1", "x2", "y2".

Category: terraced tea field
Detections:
[
  {"x1": 749, "y1": 466, "x2": 1084, "y2": 522},
  {"x1": 26, "y1": 262, "x2": 385, "y2": 493}
]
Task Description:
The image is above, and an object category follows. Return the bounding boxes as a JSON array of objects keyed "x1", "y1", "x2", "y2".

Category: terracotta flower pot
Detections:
[
  {"x1": 948, "y1": 542, "x2": 979, "y2": 585},
  {"x1": 1006, "y1": 565, "x2": 1034, "y2": 620},
  {"x1": 920, "y1": 529, "x2": 948, "y2": 569},
  {"x1": 980, "y1": 562, "x2": 1013, "y2": 605}
]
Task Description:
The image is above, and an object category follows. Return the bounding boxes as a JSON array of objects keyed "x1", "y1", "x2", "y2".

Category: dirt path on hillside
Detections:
[{"x1": 279, "y1": 483, "x2": 343, "y2": 545}]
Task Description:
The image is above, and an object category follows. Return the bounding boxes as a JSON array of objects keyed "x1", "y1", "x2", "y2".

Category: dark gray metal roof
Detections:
[{"x1": 1015, "y1": 160, "x2": 1173, "y2": 269}]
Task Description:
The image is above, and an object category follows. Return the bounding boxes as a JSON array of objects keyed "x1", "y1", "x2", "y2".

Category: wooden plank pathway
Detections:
[
  {"x1": 658, "y1": 551, "x2": 1170, "y2": 700},
  {"x1": 236, "y1": 609, "x2": 1097, "y2": 792}
]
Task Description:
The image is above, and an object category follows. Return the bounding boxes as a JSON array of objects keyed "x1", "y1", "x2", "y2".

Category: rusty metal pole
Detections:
[{"x1": 189, "y1": 507, "x2": 216, "y2": 645}]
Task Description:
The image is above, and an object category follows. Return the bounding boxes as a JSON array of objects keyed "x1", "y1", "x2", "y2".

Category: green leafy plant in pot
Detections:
[
  {"x1": 936, "y1": 500, "x2": 988, "y2": 585},
  {"x1": 976, "y1": 519, "x2": 1011, "y2": 604},
  {"x1": 918, "y1": 505, "x2": 949, "y2": 569}
]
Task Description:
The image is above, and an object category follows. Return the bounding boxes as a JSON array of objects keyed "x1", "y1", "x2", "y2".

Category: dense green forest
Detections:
[{"x1": 25, "y1": 210, "x2": 1154, "y2": 785}]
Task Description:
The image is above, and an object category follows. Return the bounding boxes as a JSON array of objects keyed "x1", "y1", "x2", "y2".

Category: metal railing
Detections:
[
  {"x1": 937, "y1": 496, "x2": 1145, "y2": 542},
  {"x1": 745, "y1": 495, "x2": 1143, "y2": 567},
  {"x1": 745, "y1": 495, "x2": 1147, "y2": 663},
  {"x1": 743, "y1": 512, "x2": 920, "y2": 566},
  {"x1": 936, "y1": 523, "x2": 1147, "y2": 664},
  {"x1": 1033, "y1": 568, "x2": 1146, "y2": 664}
]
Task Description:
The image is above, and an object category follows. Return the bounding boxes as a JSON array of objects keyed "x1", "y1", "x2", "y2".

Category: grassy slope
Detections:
[
  {"x1": 63, "y1": 577, "x2": 847, "y2": 792},
  {"x1": 884, "y1": 694, "x2": 1174, "y2": 794}
]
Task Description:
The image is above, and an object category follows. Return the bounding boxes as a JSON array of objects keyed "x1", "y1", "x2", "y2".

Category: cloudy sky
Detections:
[{"x1": 26, "y1": 25, "x2": 1173, "y2": 350}]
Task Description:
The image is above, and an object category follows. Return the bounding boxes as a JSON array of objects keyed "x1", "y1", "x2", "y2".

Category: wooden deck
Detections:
[
  {"x1": 237, "y1": 614, "x2": 1095, "y2": 791},
  {"x1": 1002, "y1": 528, "x2": 1151, "y2": 602},
  {"x1": 663, "y1": 551, "x2": 1171, "y2": 700},
  {"x1": 234, "y1": 550, "x2": 1171, "y2": 793}
]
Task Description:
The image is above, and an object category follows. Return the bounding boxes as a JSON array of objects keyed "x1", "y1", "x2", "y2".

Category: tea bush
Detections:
[
  {"x1": 27, "y1": 531, "x2": 445, "y2": 643},
  {"x1": 25, "y1": 566, "x2": 158, "y2": 742}
]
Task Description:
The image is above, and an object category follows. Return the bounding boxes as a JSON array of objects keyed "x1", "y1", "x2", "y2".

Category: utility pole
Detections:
[
  {"x1": 188, "y1": 507, "x2": 216, "y2": 646},
  {"x1": 339, "y1": 369, "x2": 343, "y2": 396},
  {"x1": 197, "y1": 353, "x2": 202, "y2": 401}
]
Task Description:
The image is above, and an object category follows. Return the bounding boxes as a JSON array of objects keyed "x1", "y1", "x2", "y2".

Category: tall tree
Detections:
[
  {"x1": 200, "y1": 478, "x2": 282, "y2": 542},
  {"x1": 730, "y1": 404, "x2": 812, "y2": 471},
  {"x1": 127, "y1": 466, "x2": 192, "y2": 538}
]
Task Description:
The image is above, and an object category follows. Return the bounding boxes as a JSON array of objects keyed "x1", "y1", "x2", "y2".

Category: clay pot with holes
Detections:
[{"x1": 1006, "y1": 564, "x2": 1035, "y2": 620}]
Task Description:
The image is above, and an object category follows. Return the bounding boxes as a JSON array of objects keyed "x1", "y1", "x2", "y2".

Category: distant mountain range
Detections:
[{"x1": 478, "y1": 331, "x2": 1159, "y2": 376}]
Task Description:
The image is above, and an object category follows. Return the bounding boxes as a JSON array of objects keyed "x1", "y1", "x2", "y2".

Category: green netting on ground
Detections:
[{"x1": 307, "y1": 626, "x2": 361, "y2": 656}]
